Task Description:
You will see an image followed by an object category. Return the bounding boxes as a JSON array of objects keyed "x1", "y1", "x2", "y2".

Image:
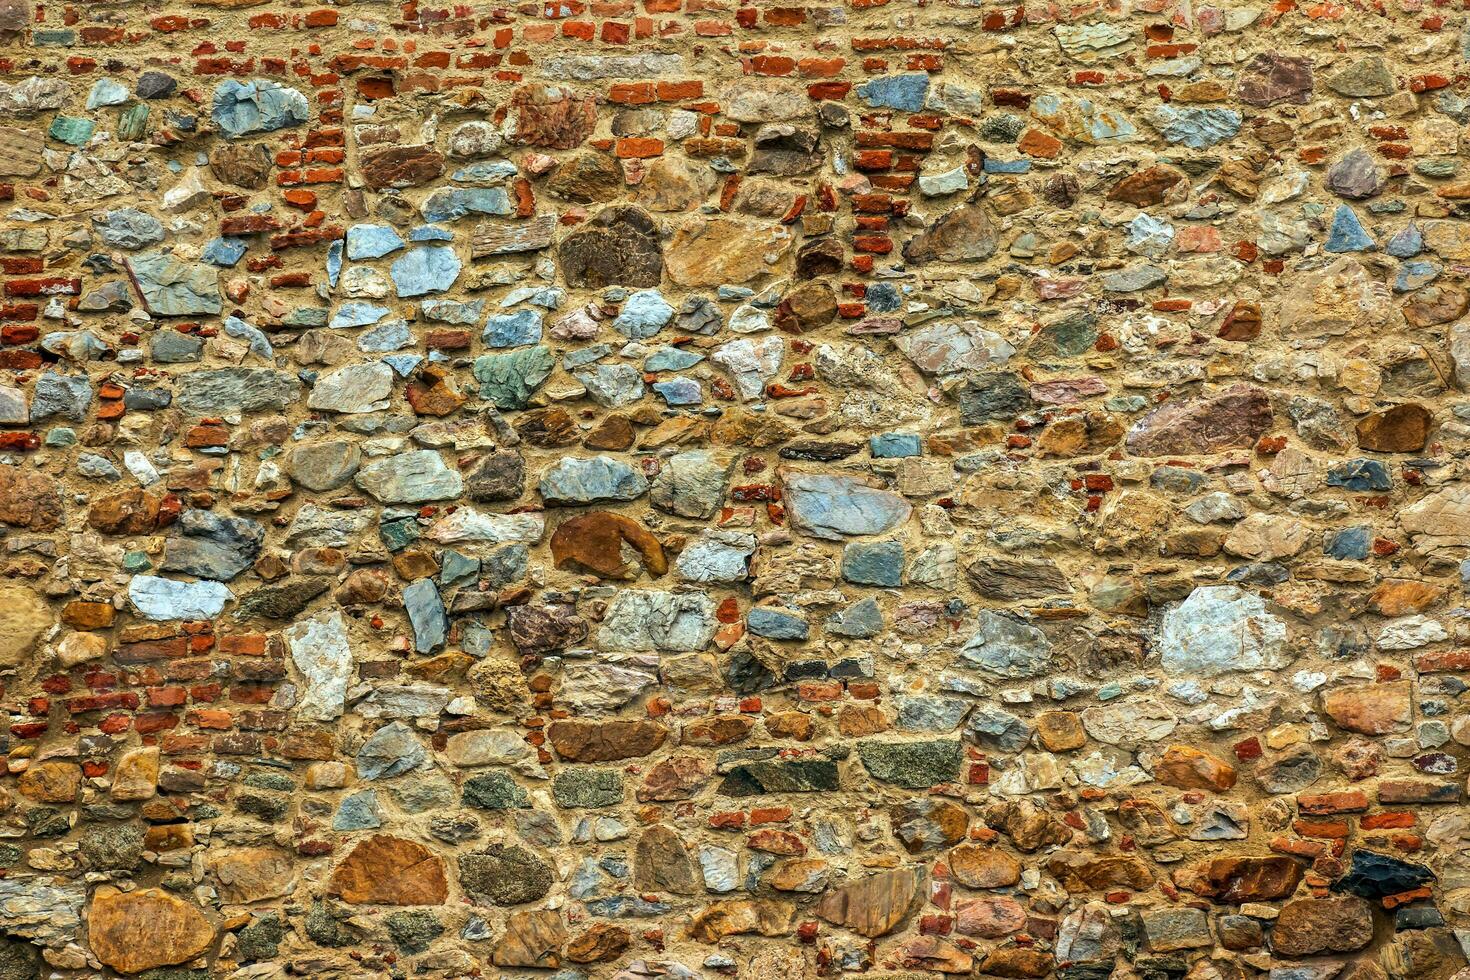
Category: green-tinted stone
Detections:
[
  {"x1": 80, "y1": 822, "x2": 145, "y2": 870},
  {"x1": 715, "y1": 759, "x2": 841, "y2": 797},
  {"x1": 552, "y1": 769, "x2": 623, "y2": 808},
  {"x1": 305, "y1": 899, "x2": 357, "y2": 948},
  {"x1": 458, "y1": 845, "x2": 553, "y2": 906},
  {"x1": 857, "y1": 738, "x2": 963, "y2": 789},
  {"x1": 118, "y1": 104, "x2": 151, "y2": 142},
  {"x1": 0, "y1": 935, "x2": 39, "y2": 980},
  {"x1": 237, "y1": 911, "x2": 286, "y2": 961},
  {"x1": 472, "y1": 345, "x2": 554, "y2": 410},
  {"x1": 384, "y1": 910, "x2": 443, "y2": 954},
  {"x1": 48, "y1": 116, "x2": 95, "y2": 146},
  {"x1": 462, "y1": 772, "x2": 528, "y2": 810}
]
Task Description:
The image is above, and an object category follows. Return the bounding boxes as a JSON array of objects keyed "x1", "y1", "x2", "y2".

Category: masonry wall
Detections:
[{"x1": 0, "y1": 1, "x2": 1463, "y2": 978}]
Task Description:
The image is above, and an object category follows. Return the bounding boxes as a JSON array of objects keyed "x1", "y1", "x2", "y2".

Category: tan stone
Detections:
[
  {"x1": 815, "y1": 868, "x2": 920, "y2": 938},
  {"x1": 110, "y1": 748, "x2": 159, "y2": 801},
  {"x1": 1321, "y1": 682, "x2": 1413, "y2": 735},
  {"x1": 665, "y1": 216, "x2": 794, "y2": 286},
  {"x1": 206, "y1": 847, "x2": 295, "y2": 904},
  {"x1": 18, "y1": 761, "x2": 80, "y2": 803},
  {"x1": 88, "y1": 886, "x2": 216, "y2": 974},
  {"x1": 328, "y1": 835, "x2": 448, "y2": 905},
  {"x1": 1154, "y1": 745, "x2": 1238, "y2": 792},
  {"x1": 491, "y1": 909, "x2": 565, "y2": 968},
  {"x1": 949, "y1": 844, "x2": 1022, "y2": 889}
]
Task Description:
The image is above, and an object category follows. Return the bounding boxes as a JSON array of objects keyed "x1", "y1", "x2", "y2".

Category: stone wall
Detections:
[{"x1": 0, "y1": 1, "x2": 1463, "y2": 979}]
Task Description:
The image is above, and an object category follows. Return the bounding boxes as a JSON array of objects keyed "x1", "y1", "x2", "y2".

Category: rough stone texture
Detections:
[{"x1": 0, "y1": 7, "x2": 1462, "y2": 980}]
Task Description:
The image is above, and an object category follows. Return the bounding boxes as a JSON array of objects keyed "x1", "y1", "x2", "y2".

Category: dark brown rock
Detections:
[
  {"x1": 1125, "y1": 383, "x2": 1273, "y2": 456},
  {"x1": 566, "y1": 923, "x2": 631, "y2": 963},
  {"x1": 466, "y1": 450, "x2": 526, "y2": 501},
  {"x1": 1356, "y1": 403, "x2": 1431, "y2": 452},
  {"x1": 1237, "y1": 53, "x2": 1314, "y2": 106},
  {"x1": 1107, "y1": 165, "x2": 1184, "y2": 206},
  {"x1": 1177, "y1": 855, "x2": 1305, "y2": 903},
  {"x1": 558, "y1": 205, "x2": 663, "y2": 288},
  {"x1": 504, "y1": 83, "x2": 597, "y2": 149},
  {"x1": 550, "y1": 511, "x2": 666, "y2": 579},
  {"x1": 360, "y1": 144, "x2": 446, "y2": 190},
  {"x1": 0, "y1": 464, "x2": 62, "y2": 530},
  {"x1": 547, "y1": 718, "x2": 669, "y2": 761},
  {"x1": 546, "y1": 151, "x2": 623, "y2": 203},
  {"x1": 328, "y1": 835, "x2": 448, "y2": 905},
  {"x1": 1045, "y1": 850, "x2": 1155, "y2": 892},
  {"x1": 634, "y1": 824, "x2": 701, "y2": 894},
  {"x1": 209, "y1": 142, "x2": 273, "y2": 189},
  {"x1": 774, "y1": 281, "x2": 837, "y2": 334},
  {"x1": 506, "y1": 602, "x2": 588, "y2": 654},
  {"x1": 902, "y1": 203, "x2": 998, "y2": 263},
  {"x1": 1271, "y1": 895, "x2": 1373, "y2": 956}
]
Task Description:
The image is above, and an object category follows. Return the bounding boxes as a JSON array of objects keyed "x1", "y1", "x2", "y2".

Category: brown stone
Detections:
[
  {"x1": 774, "y1": 281, "x2": 837, "y2": 334},
  {"x1": 405, "y1": 363, "x2": 467, "y2": 417},
  {"x1": 1271, "y1": 895, "x2": 1373, "y2": 956},
  {"x1": 111, "y1": 747, "x2": 159, "y2": 801},
  {"x1": 899, "y1": 935, "x2": 975, "y2": 974},
  {"x1": 1321, "y1": 681, "x2": 1413, "y2": 735},
  {"x1": 1107, "y1": 165, "x2": 1184, "y2": 206},
  {"x1": 1369, "y1": 578, "x2": 1442, "y2": 616},
  {"x1": 359, "y1": 144, "x2": 446, "y2": 190},
  {"x1": 504, "y1": 83, "x2": 597, "y2": 149},
  {"x1": 891, "y1": 799, "x2": 968, "y2": 853},
  {"x1": 491, "y1": 909, "x2": 565, "y2": 968},
  {"x1": 977, "y1": 947, "x2": 1055, "y2": 978},
  {"x1": 1401, "y1": 284, "x2": 1468, "y2": 327},
  {"x1": 559, "y1": 205, "x2": 664, "y2": 288},
  {"x1": 687, "y1": 899, "x2": 797, "y2": 942},
  {"x1": 1154, "y1": 744, "x2": 1238, "y2": 792},
  {"x1": 0, "y1": 583, "x2": 52, "y2": 668},
  {"x1": 88, "y1": 886, "x2": 216, "y2": 974},
  {"x1": 547, "y1": 718, "x2": 669, "y2": 761},
  {"x1": 665, "y1": 215, "x2": 794, "y2": 286},
  {"x1": 1126, "y1": 384, "x2": 1273, "y2": 456},
  {"x1": 566, "y1": 922, "x2": 631, "y2": 963},
  {"x1": 901, "y1": 203, "x2": 999, "y2": 263},
  {"x1": 206, "y1": 846, "x2": 295, "y2": 904},
  {"x1": 634, "y1": 824, "x2": 701, "y2": 894},
  {"x1": 88, "y1": 488, "x2": 167, "y2": 534},
  {"x1": 1035, "y1": 710, "x2": 1086, "y2": 752},
  {"x1": 550, "y1": 511, "x2": 666, "y2": 579},
  {"x1": 955, "y1": 896, "x2": 1027, "y2": 938},
  {"x1": 584, "y1": 413, "x2": 635, "y2": 450},
  {"x1": 328, "y1": 835, "x2": 449, "y2": 905},
  {"x1": 1237, "y1": 52, "x2": 1314, "y2": 106},
  {"x1": 209, "y1": 142, "x2": 273, "y2": 189},
  {"x1": 636, "y1": 755, "x2": 712, "y2": 801},
  {"x1": 984, "y1": 800, "x2": 1072, "y2": 852},
  {"x1": 0, "y1": 464, "x2": 63, "y2": 530},
  {"x1": 815, "y1": 868, "x2": 920, "y2": 938},
  {"x1": 1356, "y1": 404, "x2": 1432, "y2": 452},
  {"x1": 1045, "y1": 850, "x2": 1155, "y2": 892},
  {"x1": 61, "y1": 600, "x2": 114, "y2": 630},
  {"x1": 18, "y1": 761, "x2": 80, "y2": 803},
  {"x1": 1177, "y1": 855, "x2": 1305, "y2": 903},
  {"x1": 546, "y1": 151, "x2": 622, "y2": 202},
  {"x1": 768, "y1": 858, "x2": 829, "y2": 892},
  {"x1": 682, "y1": 714, "x2": 756, "y2": 746},
  {"x1": 1218, "y1": 300, "x2": 1263, "y2": 341},
  {"x1": 949, "y1": 844, "x2": 1022, "y2": 889}
]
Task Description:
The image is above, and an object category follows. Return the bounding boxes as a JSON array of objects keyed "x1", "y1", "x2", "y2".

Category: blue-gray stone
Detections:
[
  {"x1": 575, "y1": 363, "x2": 645, "y2": 408},
  {"x1": 484, "y1": 308, "x2": 544, "y2": 348},
  {"x1": 1394, "y1": 260, "x2": 1438, "y2": 292},
  {"x1": 1325, "y1": 525, "x2": 1370, "y2": 560},
  {"x1": 330, "y1": 301, "x2": 390, "y2": 329},
  {"x1": 1325, "y1": 204, "x2": 1374, "y2": 252},
  {"x1": 1149, "y1": 105, "x2": 1242, "y2": 148},
  {"x1": 440, "y1": 551, "x2": 479, "y2": 586},
  {"x1": 784, "y1": 474, "x2": 911, "y2": 540},
  {"x1": 333, "y1": 790, "x2": 382, "y2": 831},
  {"x1": 390, "y1": 246, "x2": 461, "y2": 297},
  {"x1": 30, "y1": 371, "x2": 93, "y2": 422},
  {"x1": 747, "y1": 607, "x2": 809, "y2": 641},
  {"x1": 871, "y1": 433, "x2": 921, "y2": 457},
  {"x1": 212, "y1": 79, "x2": 309, "y2": 138},
  {"x1": 451, "y1": 161, "x2": 520, "y2": 185},
  {"x1": 150, "y1": 331, "x2": 203, "y2": 364},
  {"x1": 613, "y1": 289, "x2": 674, "y2": 339},
  {"x1": 128, "y1": 251, "x2": 221, "y2": 316},
  {"x1": 644, "y1": 346, "x2": 704, "y2": 371},
  {"x1": 1386, "y1": 222, "x2": 1423, "y2": 258},
  {"x1": 826, "y1": 597, "x2": 883, "y2": 638},
  {"x1": 202, "y1": 237, "x2": 248, "y2": 267},
  {"x1": 356, "y1": 721, "x2": 425, "y2": 780},
  {"x1": 327, "y1": 239, "x2": 343, "y2": 286},
  {"x1": 653, "y1": 377, "x2": 702, "y2": 406},
  {"x1": 539, "y1": 455, "x2": 649, "y2": 504},
  {"x1": 857, "y1": 73, "x2": 930, "y2": 111},
  {"x1": 95, "y1": 209, "x2": 165, "y2": 250},
  {"x1": 866, "y1": 282, "x2": 902, "y2": 312},
  {"x1": 421, "y1": 187, "x2": 512, "y2": 222},
  {"x1": 403, "y1": 578, "x2": 448, "y2": 653},
  {"x1": 224, "y1": 314, "x2": 273, "y2": 361},
  {"x1": 161, "y1": 508, "x2": 265, "y2": 582},
  {"x1": 358, "y1": 318, "x2": 412, "y2": 353},
  {"x1": 1326, "y1": 458, "x2": 1391, "y2": 491},
  {"x1": 422, "y1": 298, "x2": 485, "y2": 324},
  {"x1": 1103, "y1": 264, "x2": 1167, "y2": 292},
  {"x1": 128, "y1": 575, "x2": 234, "y2": 621},
  {"x1": 473, "y1": 346, "x2": 555, "y2": 410},
  {"x1": 86, "y1": 78, "x2": 129, "y2": 109},
  {"x1": 841, "y1": 539, "x2": 905, "y2": 586},
  {"x1": 346, "y1": 224, "x2": 405, "y2": 260},
  {"x1": 410, "y1": 225, "x2": 454, "y2": 242},
  {"x1": 961, "y1": 611, "x2": 1052, "y2": 678}
]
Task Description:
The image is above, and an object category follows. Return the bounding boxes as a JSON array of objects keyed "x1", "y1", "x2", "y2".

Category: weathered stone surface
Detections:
[
  {"x1": 1272, "y1": 896, "x2": 1374, "y2": 956},
  {"x1": 88, "y1": 886, "x2": 216, "y2": 973},
  {"x1": 1126, "y1": 384, "x2": 1272, "y2": 456},
  {"x1": 815, "y1": 868, "x2": 920, "y2": 938},
  {"x1": 328, "y1": 836, "x2": 448, "y2": 905}
]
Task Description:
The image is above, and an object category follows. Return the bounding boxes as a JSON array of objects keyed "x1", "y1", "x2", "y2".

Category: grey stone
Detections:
[
  {"x1": 356, "y1": 721, "x2": 426, "y2": 780},
  {"x1": 598, "y1": 590, "x2": 717, "y2": 652},
  {"x1": 308, "y1": 363, "x2": 394, "y2": 414},
  {"x1": 784, "y1": 474, "x2": 911, "y2": 540},
  {"x1": 539, "y1": 455, "x2": 649, "y2": 505},
  {"x1": 285, "y1": 611, "x2": 353, "y2": 722},
  {"x1": 161, "y1": 509, "x2": 265, "y2": 582},
  {"x1": 650, "y1": 451, "x2": 729, "y2": 519},
  {"x1": 176, "y1": 369, "x2": 301, "y2": 414},
  {"x1": 960, "y1": 611, "x2": 1052, "y2": 679},
  {"x1": 1159, "y1": 585, "x2": 1289, "y2": 676},
  {"x1": 402, "y1": 578, "x2": 449, "y2": 653},
  {"x1": 356, "y1": 450, "x2": 464, "y2": 503}
]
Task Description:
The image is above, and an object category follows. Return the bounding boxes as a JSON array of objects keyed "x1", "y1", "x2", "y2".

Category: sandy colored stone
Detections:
[
  {"x1": 88, "y1": 886, "x2": 216, "y2": 974},
  {"x1": 328, "y1": 835, "x2": 448, "y2": 905}
]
